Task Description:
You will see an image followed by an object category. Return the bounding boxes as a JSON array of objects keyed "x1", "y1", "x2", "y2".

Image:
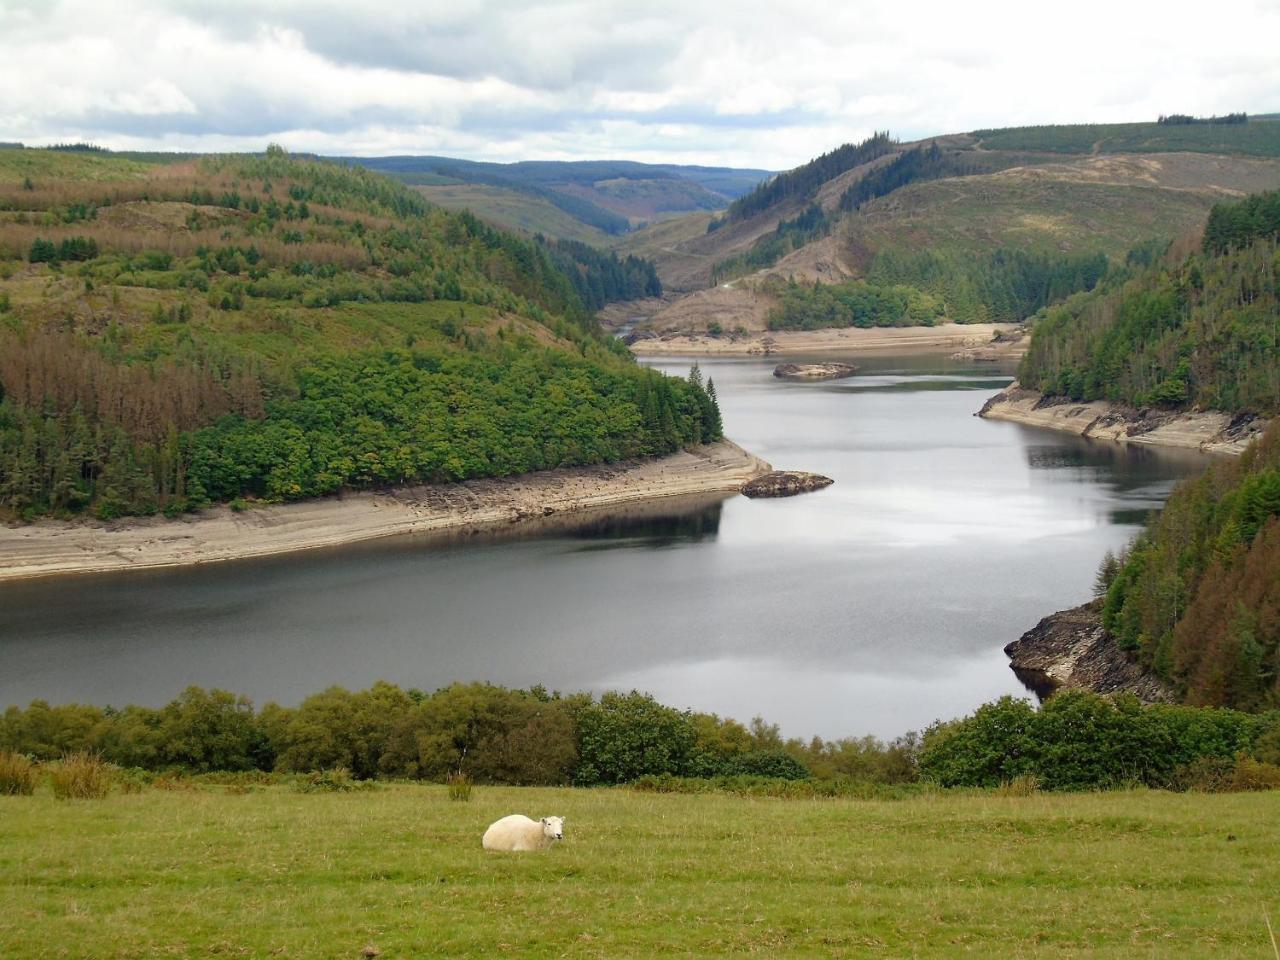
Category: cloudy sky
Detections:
[{"x1": 2, "y1": 0, "x2": 1278, "y2": 169}]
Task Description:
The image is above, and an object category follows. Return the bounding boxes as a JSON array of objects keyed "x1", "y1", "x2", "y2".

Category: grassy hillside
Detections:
[
  {"x1": 0, "y1": 148, "x2": 718, "y2": 521},
  {"x1": 2, "y1": 784, "x2": 1278, "y2": 958},
  {"x1": 975, "y1": 116, "x2": 1280, "y2": 157}
]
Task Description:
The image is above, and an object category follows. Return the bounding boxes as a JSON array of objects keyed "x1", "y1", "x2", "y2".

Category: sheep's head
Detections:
[{"x1": 540, "y1": 816, "x2": 565, "y2": 841}]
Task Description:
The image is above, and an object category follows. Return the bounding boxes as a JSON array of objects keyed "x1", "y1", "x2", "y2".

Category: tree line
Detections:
[
  {"x1": 765, "y1": 278, "x2": 944, "y2": 330},
  {"x1": 1157, "y1": 113, "x2": 1248, "y2": 126},
  {"x1": 838, "y1": 143, "x2": 990, "y2": 212},
  {"x1": 710, "y1": 133, "x2": 896, "y2": 227},
  {"x1": 866, "y1": 247, "x2": 1110, "y2": 324},
  {"x1": 538, "y1": 236, "x2": 662, "y2": 310},
  {"x1": 3, "y1": 683, "x2": 1276, "y2": 792}
]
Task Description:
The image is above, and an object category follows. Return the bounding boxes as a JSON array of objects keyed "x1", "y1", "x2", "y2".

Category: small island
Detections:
[
  {"x1": 772, "y1": 362, "x2": 859, "y2": 381},
  {"x1": 740, "y1": 471, "x2": 834, "y2": 498}
]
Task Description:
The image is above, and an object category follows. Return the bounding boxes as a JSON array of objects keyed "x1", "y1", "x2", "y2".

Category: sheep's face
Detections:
[{"x1": 540, "y1": 816, "x2": 565, "y2": 841}]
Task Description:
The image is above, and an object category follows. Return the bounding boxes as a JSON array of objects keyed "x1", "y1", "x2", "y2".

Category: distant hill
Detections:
[
  {"x1": 340, "y1": 156, "x2": 771, "y2": 241},
  {"x1": 625, "y1": 115, "x2": 1280, "y2": 327}
]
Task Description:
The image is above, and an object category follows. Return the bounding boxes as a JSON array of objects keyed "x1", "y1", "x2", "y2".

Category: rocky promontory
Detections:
[
  {"x1": 979, "y1": 384, "x2": 1268, "y2": 456},
  {"x1": 740, "y1": 471, "x2": 834, "y2": 498},
  {"x1": 1004, "y1": 600, "x2": 1174, "y2": 702},
  {"x1": 773, "y1": 362, "x2": 859, "y2": 381}
]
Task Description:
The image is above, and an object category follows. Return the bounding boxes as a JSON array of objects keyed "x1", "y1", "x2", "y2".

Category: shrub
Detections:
[
  {"x1": 574, "y1": 691, "x2": 697, "y2": 785},
  {"x1": 1228, "y1": 756, "x2": 1280, "y2": 791},
  {"x1": 922, "y1": 692, "x2": 1269, "y2": 790},
  {"x1": 293, "y1": 766, "x2": 366, "y2": 793},
  {"x1": 446, "y1": 772, "x2": 472, "y2": 802},
  {"x1": 49, "y1": 751, "x2": 111, "y2": 799},
  {"x1": 723, "y1": 749, "x2": 810, "y2": 780},
  {"x1": 0, "y1": 750, "x2": 37, "y2": 795}
]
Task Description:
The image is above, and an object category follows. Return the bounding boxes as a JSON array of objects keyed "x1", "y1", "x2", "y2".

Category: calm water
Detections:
[{"x1": 0, "y1": 354, "x2": 1210, "y2": 738}]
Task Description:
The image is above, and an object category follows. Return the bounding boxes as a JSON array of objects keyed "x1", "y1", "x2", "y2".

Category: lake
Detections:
[{"x1": 0, "y1": 353, "x2": 1210, "y2": 739}]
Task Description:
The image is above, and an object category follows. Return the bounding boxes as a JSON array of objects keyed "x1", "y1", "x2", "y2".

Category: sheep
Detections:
[{"x1": 481, "y1": 814, "x2": 565, "y2": 852}]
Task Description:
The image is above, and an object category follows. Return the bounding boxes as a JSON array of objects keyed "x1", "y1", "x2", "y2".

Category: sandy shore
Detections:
[
  {"x1": 627, "y1": 323, "x2": 1025, "y2": 357},
  {"x1": 0, "y1": 440, "x2": 771, "y2": 583},
  {"x1": 979, "y1": 385, "x2": 1269, "y2": 456}
]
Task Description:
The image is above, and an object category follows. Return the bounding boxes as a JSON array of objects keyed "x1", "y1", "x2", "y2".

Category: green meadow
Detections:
[{"x1": 3, "y1": 784, "x2": 1278, "y2": 958}]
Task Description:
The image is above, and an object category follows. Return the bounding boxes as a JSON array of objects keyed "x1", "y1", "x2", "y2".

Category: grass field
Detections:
[{"x1": 3, "y1": 784, "x2": 1278, "y2": 958}]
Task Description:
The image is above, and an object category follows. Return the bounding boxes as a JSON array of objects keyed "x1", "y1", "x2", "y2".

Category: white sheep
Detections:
[{"x1": 481, "y1": 814, "x2": 565, "y2": 852}]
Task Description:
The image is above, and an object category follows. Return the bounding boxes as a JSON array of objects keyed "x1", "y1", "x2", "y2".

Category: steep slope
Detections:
[
  {"x1": 0, "y1": 148, "x2": 723, "y2": 522},
  {"x1": 1014, "y1": 190, "x2": 1280, "y2": 415}
]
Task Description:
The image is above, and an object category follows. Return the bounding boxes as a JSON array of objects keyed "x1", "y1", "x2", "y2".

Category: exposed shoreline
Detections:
[
  {"x1": 1004, "y1": 601, "x2": 1174, "y2": 703},
  {"x1": 0, "y1": 440, "x2": 771, "y2": 583},
  {"x1": 979, "y1": 384, "x2": 1269, "y2": 456},
  {"x1": 627, "y1": 323, "x2": 1026, "y2": 357}
]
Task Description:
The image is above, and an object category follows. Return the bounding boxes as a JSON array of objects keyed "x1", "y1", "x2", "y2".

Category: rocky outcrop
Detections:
[
  {"x1": 773, "y1": 362, "x2": 859, "y2": 381},
  {"x1": 979, "y1": 384, "x2": 1269, "y2": 456},
  {"x1": 1004, "y1": 601, "x2": 1174, "y2": 703},
  {"x1": 740, "y1": 471, "x2": 834, "y2": 498}
]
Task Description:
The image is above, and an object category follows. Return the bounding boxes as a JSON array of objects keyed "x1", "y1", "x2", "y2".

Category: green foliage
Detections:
[
  {"x1": 1020, "y1": 230, "x2": 1280, "y2": 413},
  {"x1": 1202, "y1": 189, "x2": 1280, "y2": 255},
  {"x1": 766, "y1": 277, "x2": 945, "y2": 330},
  {"x1": 1100, "y1": 423, "x2": 1280, "y2": 708},
  {"x1": 574, "y1": 691, "x2": 699, "y2": 785},
  {"x1": 182, "y1": 349, "x2": 714, "y2": 504},
  {"x1": 538, "y1": 236, "x2": 661, "y2": 309},
  {"x1": 920, "y1": 691, "x2": 1278, "y2": 789},
  {"x1": 868, "y1": 247, "x2": 1110, "y2": 324}
]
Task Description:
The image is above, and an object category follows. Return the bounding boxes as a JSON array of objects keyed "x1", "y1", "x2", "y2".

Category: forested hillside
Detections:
[
  {"x1": 0, "y1": 147, "x2": 721, "y2": 522},
  {"x1": 348, "y1": 155, "x2": 770, "y2": 240},
  {"x1": 1019, "y1": 190, "x2": 1280, "y2": 413},
  {"x1": 711, "y1": 133, "x2": 896, "y2": 226},
  {"x1": 1099, "y1": 420, "x2": 1280, "y2": 710}
]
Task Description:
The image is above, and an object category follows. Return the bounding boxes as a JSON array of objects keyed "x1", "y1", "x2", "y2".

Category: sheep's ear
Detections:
[{"x1": 540, "y1": 817, "x2": 547, "y2": 824}]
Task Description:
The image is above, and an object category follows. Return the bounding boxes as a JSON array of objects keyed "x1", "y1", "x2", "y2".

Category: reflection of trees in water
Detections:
[
  {"x1": 1022, "y1": 435, "x2": 1208, "y2": 489},
  {"x1": 1020, "y1": 433, "x2": 1213, "y2": 528},
  {"x1": 568, "y1": 499, "x2": 723, "y2": 550}
]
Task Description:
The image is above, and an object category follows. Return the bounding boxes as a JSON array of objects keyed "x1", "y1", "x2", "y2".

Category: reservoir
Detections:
[{"x1": 0, "y1": 354, "x2": 1209, "y2": 739}]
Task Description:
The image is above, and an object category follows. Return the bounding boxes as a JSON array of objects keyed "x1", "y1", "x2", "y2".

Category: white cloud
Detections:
[{"x1": 0, "y1": 0, "x2": 1277, "y2": 168}]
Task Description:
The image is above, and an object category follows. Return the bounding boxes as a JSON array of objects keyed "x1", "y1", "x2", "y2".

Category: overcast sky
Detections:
[{"x1": 2, "y1": 0, "x2": 1278, "y2": 169}]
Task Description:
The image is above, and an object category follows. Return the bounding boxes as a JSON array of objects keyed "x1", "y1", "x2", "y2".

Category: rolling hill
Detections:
[
  {"x1": 623, "y1": 115, "x2": 1280, "y2": 331},
  {"x1": 342, "y1": 155, "x2": 771, "y2": 242}
]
